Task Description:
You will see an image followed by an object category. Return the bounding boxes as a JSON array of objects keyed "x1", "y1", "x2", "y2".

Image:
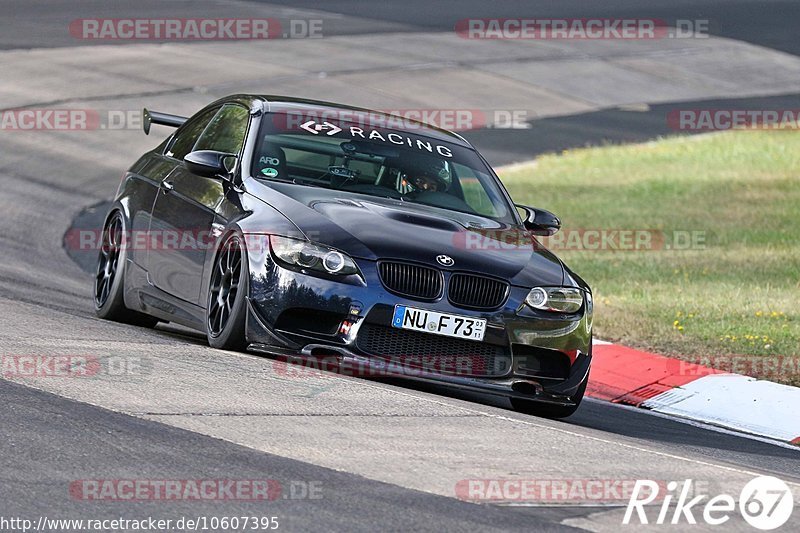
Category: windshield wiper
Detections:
[{"x1": 261, "y1": 176, "x2": 328, "y2": 189}]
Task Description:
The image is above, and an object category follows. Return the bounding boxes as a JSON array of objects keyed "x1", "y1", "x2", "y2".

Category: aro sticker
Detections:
[{"x1": 261, "y1": 167, "x2": 279, "y2": 178}]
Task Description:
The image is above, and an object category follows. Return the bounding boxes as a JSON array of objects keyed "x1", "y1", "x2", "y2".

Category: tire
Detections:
[
  {"x1": 510, "y1": 373, "x2": 588, "y2": 419},
  {"x1": 94, "y1": 211, "x2": 158, "y2": 328},
  {"x1": 206, "y1": 232, "x2": 248, "y2": 351}
]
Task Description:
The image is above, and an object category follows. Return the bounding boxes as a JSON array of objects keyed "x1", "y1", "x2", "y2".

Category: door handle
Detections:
[
  {"x1": 160, "y1": 180, "x2": 174, "y2": 193},
  {"x1": 211, "y1": 223, "x2": 225, "y2": 238}
]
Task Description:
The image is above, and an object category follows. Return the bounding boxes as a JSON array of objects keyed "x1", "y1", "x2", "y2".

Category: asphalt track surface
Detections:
[
  {"x1": 1, "y1": 1, "x2": 799, "y2": 531},
  {"x1": 5, "y1": 0, "x2": 800, "y2": 56},
  {"x1": 258, "y1": 0, "x2": 800, "y2": 57}
]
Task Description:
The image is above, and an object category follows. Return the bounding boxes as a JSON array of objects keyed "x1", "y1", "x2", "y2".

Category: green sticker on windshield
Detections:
[{"x1": 261, "y1": 167, "x2": 278, "y2": 178}]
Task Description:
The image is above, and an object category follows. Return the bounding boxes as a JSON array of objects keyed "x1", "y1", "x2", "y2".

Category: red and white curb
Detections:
[{"x1": 587, "y1": 340, "x2": 800, "y2": 445}]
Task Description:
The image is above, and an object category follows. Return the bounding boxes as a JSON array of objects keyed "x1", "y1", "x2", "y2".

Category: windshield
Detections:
[{"x1": 251, "y1": 113, "x2": 514, "y2": 223}]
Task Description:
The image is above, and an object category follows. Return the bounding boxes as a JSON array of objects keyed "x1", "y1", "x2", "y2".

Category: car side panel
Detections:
[
  {"x1": 122, "y1": 153, "x2": 177, "y2": 269},
  {"x1": 146, "y1": 166, "x2": 223, "y2": 305}
]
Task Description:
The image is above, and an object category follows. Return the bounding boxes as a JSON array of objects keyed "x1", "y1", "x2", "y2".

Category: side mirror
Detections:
[
  {"x1": 184, "y1": 150, "x2": 237, "y2": 180},
  {"x1": 516, "y1": 205, "x2": 561, "y2": 236}
]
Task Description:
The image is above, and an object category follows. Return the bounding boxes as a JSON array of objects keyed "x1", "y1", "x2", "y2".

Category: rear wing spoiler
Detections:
[{"x1": 142, "y1": 108, "x2": 187, "y2": 135}]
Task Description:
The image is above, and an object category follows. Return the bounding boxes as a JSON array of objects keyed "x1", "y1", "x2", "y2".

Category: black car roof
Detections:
[{"x1": 209, "y1": 94, "x2": 475, "y2": 149}]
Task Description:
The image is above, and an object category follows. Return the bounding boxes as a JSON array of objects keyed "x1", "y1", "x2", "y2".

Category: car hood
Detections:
[{"x1": 246, "y1": 181, "x2": 566, "y2": 287}]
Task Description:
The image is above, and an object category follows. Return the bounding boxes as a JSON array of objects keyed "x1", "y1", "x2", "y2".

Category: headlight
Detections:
[
  {"x1": 525, "y1": 286, "x2": 583, "y2": 313},
  {"x1": 270, "y1": 236, "x2": 359, "y2": 276}
]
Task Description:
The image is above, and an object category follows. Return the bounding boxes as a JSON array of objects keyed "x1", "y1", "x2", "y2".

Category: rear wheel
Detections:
[
  {"x1": 206, "y1": 232, "x2": 248, "y2": 351},
  {"x1": 510, "y1": 374, "x2": 588, "y2": 419},
  {"x1": 94, "y1": 212, "x2": 158, "y2": 327}
]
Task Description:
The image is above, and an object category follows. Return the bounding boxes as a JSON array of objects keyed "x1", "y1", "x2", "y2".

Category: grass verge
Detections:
[{"x1": 499, "y1": 130, "x2": 800, "y2": 385}]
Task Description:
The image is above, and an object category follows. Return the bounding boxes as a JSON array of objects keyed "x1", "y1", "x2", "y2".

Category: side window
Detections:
[
  {"x1": 193, "y1": 104, "x2": 250, "y2": 155},
  {"x1": 166, "y1": 107, "x2": 219, "y2": 161},
  {"x1": 453, "y1": 163, "x2": 501, "y2": 217}
]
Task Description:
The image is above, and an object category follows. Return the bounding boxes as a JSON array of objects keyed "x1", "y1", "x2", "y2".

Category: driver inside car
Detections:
[
  {"x1": 403, "y1": 160, "x2": 450, "y2": 194},
  {"x1": 410, "y1": 173, "x2": 444, "y2": 192}
]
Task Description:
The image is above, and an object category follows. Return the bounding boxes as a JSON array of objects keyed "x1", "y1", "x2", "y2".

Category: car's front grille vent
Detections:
[
  {"x1": 356, "y1": 323, "x2": 510, "y2": 377},
  {"x1": 448, "y1": 273, "x2": 509, "y2": 309},
  {"x1": 378, "y1": 261, "x2": 442, "y2": 300}
]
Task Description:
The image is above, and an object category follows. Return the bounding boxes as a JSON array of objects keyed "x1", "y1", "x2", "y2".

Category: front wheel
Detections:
[
  {"x1": 510, "y1": 374, "x2": 588, "y2": 419},
  {"x1": 206, "y1": 232, "x2": 248, "y2": 351},
  {"x1": 94, "y1": 211, "x2": 158, "y2": 327}
]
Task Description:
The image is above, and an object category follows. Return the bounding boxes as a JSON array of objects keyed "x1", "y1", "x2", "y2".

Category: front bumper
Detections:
[{"x1": 244, "y1": 247, "x2": 592, "y2": 404}]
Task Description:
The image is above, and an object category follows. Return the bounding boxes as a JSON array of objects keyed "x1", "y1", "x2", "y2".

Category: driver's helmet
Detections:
[{"x1": 403, "y1": 158, "x2": 451, "y2": 193}]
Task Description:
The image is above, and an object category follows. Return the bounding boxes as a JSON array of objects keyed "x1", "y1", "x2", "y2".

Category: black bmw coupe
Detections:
[{"x1": 94, "y1": 95, "x2": 593, "y2": 417}]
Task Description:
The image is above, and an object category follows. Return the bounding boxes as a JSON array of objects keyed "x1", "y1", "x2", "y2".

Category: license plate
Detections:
[{"x1": 391, "y1": 305, "x2": 486, "y2": 342}]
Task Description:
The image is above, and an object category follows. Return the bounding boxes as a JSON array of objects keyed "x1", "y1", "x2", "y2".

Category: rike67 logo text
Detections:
[{"x1": 624, "y1": 476, "x2": 794, "y2": 530}]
